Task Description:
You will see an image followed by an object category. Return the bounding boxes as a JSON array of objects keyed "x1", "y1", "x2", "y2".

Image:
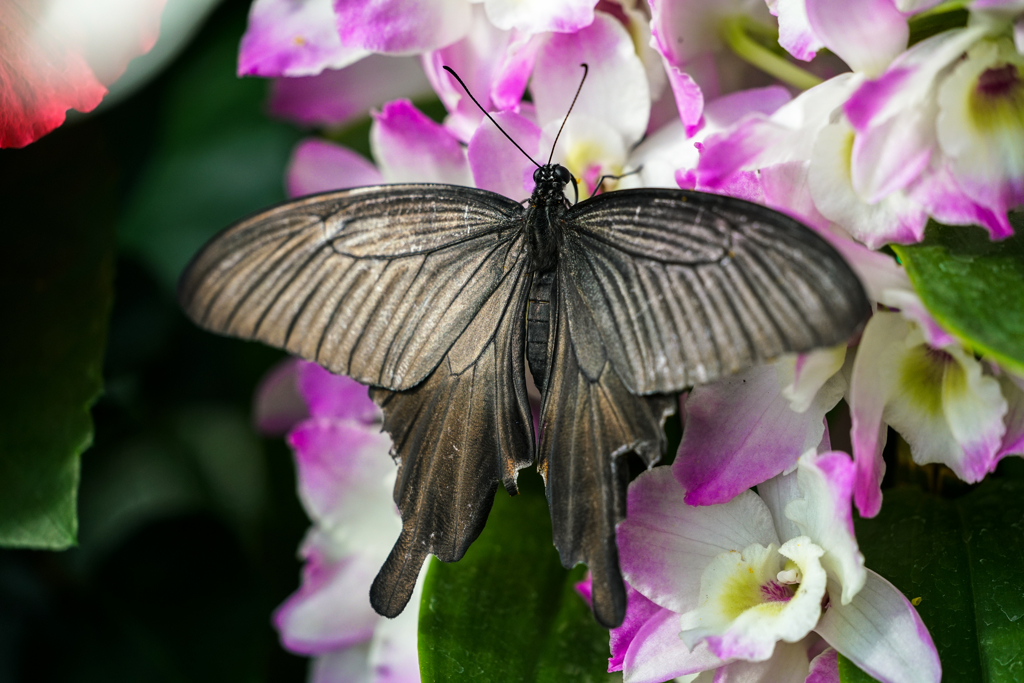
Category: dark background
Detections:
[{"x1": 0, "y1": 2, "x2": 314, "y2": 680}]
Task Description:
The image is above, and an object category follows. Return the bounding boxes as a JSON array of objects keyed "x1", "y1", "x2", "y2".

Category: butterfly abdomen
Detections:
[{"x1": 526, "y1": 270, "x2": 556, "y2": 391}]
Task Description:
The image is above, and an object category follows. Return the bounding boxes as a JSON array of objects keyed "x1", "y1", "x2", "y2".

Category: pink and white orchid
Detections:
[
  {"x1": 614, "y1": 454, "x2": 940, "y2": 683},
  {"x1": 256, "y1": 360, "x2": 421, "y2": 682}
]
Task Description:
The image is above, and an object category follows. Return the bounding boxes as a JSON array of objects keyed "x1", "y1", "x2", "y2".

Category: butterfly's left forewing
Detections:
[{"x1": 178, "y1": 185, "x2": 524, "y2": 391}]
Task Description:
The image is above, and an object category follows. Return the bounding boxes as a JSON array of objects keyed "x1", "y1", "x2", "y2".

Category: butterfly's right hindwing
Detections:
[{"x1": 177, "y1": 185, "x2": 524, "y2": 391}]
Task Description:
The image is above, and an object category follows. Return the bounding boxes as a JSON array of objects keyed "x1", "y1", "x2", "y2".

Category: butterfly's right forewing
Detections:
[{"x1": 178, "y1": 185, "x2": 524, "y2": 391}]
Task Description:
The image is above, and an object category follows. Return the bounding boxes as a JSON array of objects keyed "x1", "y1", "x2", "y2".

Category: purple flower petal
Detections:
[
  {"x1": 253, "y1": 358, "x2": 310, "y2": 435},
  {"x1": 703, "y1": 86, "x2": 792, "y2": 127},
  {"x1": 666, "y1": 64, "x2": 705, "y2": 128},
  {"x1": 816, "y1": 571, "x2": 940, "y2": 683},
  {"x1": 805, "y1": 0, "x2": 907, "y2": 76},
  {"x1": 673, "y1": 364, "x2": 836, "y2": 506},
  {"x1": 335, "y1": 0, "x2": 472, "y2": 54},
  {"x1": 297, "y1": 361, "x2": 380, "y2": 423},
  {"x1": 618, "y1": 467, "x2": 779, "y2": 614},
  {"x1": 286, "y1": 138, "x2": 384, "y2": 198},
  {"x1": 468, "y1": 110, "x2": 540, "y2": 198},
  {"x1": 609, "y1": 582, "x2": 663, "y2": 671},
  {"x1": 422, "y1": 7, "x2": 519, "y2": 142},
  {"x1": 274, "y1": 548, "x2": 379, "y2": 653},
  {"x1": 774, "y1": 0, "x2": 825, "y2": 62},
  {"x1": 806, "y1": 647, "x2": 840, "y2": 683},
  {"x1": 370, "y1": 99, "x2": 472, "y2": 184},
  {"x1": 712, "y1": 639, "x2": 813, "y2": 682},
  {"x1": 483, "y1": 0, "x2": 596, "y2": 34},
  {"x1": 997, "y1": 371, "x2": 1024, "y2": 459},
  {"x1": 287, "y1": 419, "x2": 397, "y2": 530},
  {"x1": 621, "y1": 608, "x2": 723, "y2": 683},
  {"x1": 239, "y1": 0, "x2": 366, "y2": 78},
  {"x1": 908, "y1": 162, "x2": 1015, "y2": 240},
  {"x1": 533, "y1": 12, "x2": 650, "y2": 144},
  {"x1": 268, "y1": 56, "x2": 432, "y2": 128}
]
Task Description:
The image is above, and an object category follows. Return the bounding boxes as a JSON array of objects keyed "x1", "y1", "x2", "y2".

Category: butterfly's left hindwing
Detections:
[
  {"x1": 539, "y1": 273, "x2": 676, "y2": 628},
  {"x1": 369, "y1": 252, "x2": 535, "y2": 618}
]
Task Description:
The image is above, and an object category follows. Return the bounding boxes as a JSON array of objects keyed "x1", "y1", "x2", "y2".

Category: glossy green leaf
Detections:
[
  {"x1": 893, "y1": 216, "x2": 1024, "y2": 374},
  {"x1": 841, "y1": 479, "x2": 1024, "y2": 683},
  {"x1": 418, "y1": 471, "x2": 618, "y2": 682},
  {"x1": 0, "y1": 128, "x2": 117, "y2": 548},
  {"x1": 117, "y1": 14, "x2": 302, "y2": 293}
]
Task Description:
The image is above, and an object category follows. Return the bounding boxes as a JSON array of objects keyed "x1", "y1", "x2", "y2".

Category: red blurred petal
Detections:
[{"x1": 0, "y1": 0, "x2": 167, "y2": 149}]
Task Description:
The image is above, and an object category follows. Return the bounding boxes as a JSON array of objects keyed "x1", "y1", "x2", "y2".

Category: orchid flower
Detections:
[
  {"x1": 255, "y1": 360, "x2": 421, "y2": 682},
  {"x1": 613, "y1": 453, "x2": 939, "y2": 683}
]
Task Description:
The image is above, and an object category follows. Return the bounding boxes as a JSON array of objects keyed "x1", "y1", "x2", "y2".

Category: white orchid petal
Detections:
[
  {"x1": 785, "y1": 450, "x2": 866, "y2": 604},
  {"x1": 816, "y1": 572, "x2": 940, "y2": 683}
]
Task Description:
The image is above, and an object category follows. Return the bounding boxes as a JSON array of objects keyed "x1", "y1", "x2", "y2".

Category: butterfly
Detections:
[{"x1": 177, "y1": 70, "x2": 871, "y2": 629}]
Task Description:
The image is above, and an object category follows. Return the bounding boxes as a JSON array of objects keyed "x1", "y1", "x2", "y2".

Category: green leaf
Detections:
[
  {"x1": 117, "y1": 14, "x2": 302, "y2": 293},
  {"x1": 418, "y1": 472, "x2": 618, "y2": 682},
  {"x1": 0, "y1": 128, "x2": 117, "y2": 548},
  {"x1": 843, "y1": 479, "x2": 1024, "y2": 683},
  {"x1": 892, "y1": 217, "x2": 1024, "y2": 374}
]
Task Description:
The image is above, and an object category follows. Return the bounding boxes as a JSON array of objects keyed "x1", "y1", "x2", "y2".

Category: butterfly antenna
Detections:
[
  {"x1": 442, "y1": 65, "x2": 541, "y2": 169},
  {"x1": 548, "y1": 63, "x2": 588, "y2": 165}
]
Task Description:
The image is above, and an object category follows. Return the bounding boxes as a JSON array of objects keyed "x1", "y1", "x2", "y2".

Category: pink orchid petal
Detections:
[
  {"x1": 806, "y1": 647, "x2": 840, "y2": 683},
  {"x1": 816, "y1": 572, "x2": 940, "y2": 683},
  {"x1": 239, "y1": 0, "x2": 365, "y2": 77},
  {"x1": 491, "y1": 32, "x2": 540, "y2": 110},
  {"x1": 370, "y1": 100, "x2": 472, "y2": 185},
  {"x1": 713, "y1": 639, "x2": 812, "y2": 682},
  {"x1": 666, "y1": 64, "x2": 705, "y2": 128},
  {"x1": 309, "y1": 646, "x2": 372, "y2": 682},
  {"x1": 335, "y1": 0, "x2": 471, "y2": 54},
  {"x1": 287, "y1": 419, "x2": 397, "y2": 532},
  {"x1": 808, "y1": 121, "x2": 928, "y2": 249},
  {"x1": 703, "y1": 85, "x2": 792, "y2": 126},
  {"x1": 609, "y1": 582, "x2": 664, "y2": 671},
  {"x1": 997, "y1": 372, "x2": 1024, "y2": 459},
  {"x1": 253, "y1": 358, "x2": 310, "y2": 435},
  {"x1": 755, "y1": 464, "x2": 804, "y2": 543},
  {"x1": 936, "y1": 345, "x2": 1007, "y2": 481},
  {"x1": 468, "y1": 110, "x2": 540, "y2": 198},
  {"x1": 673, "y1": 365, "x2": 836, "y2": 506},
  {"x1": 804, "y1": 0, "x2": 907, "y2": 76},
  {"x1": 422, "y1": 6, "x2": 513, "y2": 141},
  {"x1": 297, "y1": 362, "x2": 380, "y2": 423},
  {"x1": 533, "y1": 12, "x2": 650, "y2": 144},
  {"x1": 877, "y1": 288, "x2": 956, "y2": 349},
  {"x1": 367, "y1": 572, "x2": 423, "y2": 682},
  {"x1": 908, "y1": 162, "x2": 1014, "y2": 240},
  {"x1": 618, "y1": 467, "x2": 780, "y2": 614},
  {"x1": 774, "y1": 0, "x2": 824, "y2": 62},
  {"x1": 849, "y1": 104, "x2": 934, "y2": 202},
  {"x1": 622, "y1": 608, "x2": 723, "y2": 683},
  {"x1": 649, "y1": 0, "x2": 773, "y2": 68},
  {"x1": 482, "y1": 0, "x2": 596, "y2": 34},
  {"x1": 274, "y1": 549, "x2": 379, "y2": 654},
  {"x1": 268, "y1": 56, "x2": 432, "y2": 128},
  {"x1": 786, "y1": 451, "x2": 866, "y2": 604},
  {"x1": 760, "y1": 161, "x2": 832, "y2": 231},
  {"x1": 848, "y1": 313, "x2": 899, "y2": 517},
  {"x1": 696, "y1": 116, "x2": 782, "y2": 189},
  {"x1": 843, "y1": 67, "x2": 913, "y2": 133},
  {"x1": 286, "y1": 138, "x2": 384, "y2": 198}
]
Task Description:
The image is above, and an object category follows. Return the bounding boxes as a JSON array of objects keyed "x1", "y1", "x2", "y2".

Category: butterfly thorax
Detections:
[{"x1": 524, "y1": 164, "x2": 572, "y2": 273}]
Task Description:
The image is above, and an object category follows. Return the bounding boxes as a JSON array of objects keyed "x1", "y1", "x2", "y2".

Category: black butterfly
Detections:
[{"x1": 178, "y1": 75, "x2": 871, "y2": 629}]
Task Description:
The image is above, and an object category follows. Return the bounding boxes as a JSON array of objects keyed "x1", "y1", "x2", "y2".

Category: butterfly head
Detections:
[{"x1": 532, "y1": 164, "x2": 577, "y2": 206}]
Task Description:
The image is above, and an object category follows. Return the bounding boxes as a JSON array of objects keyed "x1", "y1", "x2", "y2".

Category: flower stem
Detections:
[{"x1": 720, "y1": 16, "x2": 823, "y2": 91}]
